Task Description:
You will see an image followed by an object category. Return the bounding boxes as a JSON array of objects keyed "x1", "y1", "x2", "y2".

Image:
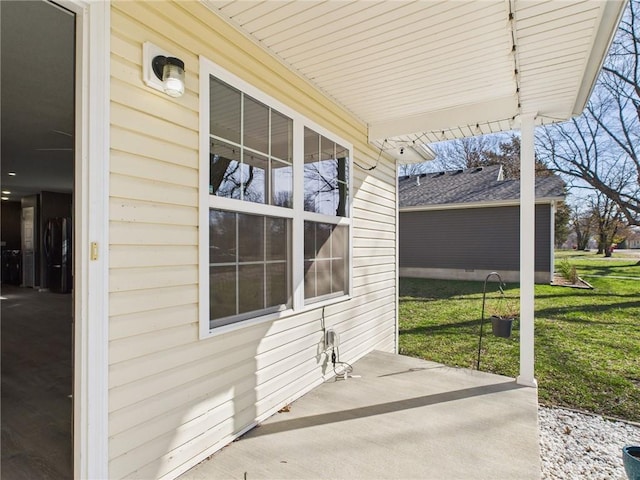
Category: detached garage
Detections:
[{"x1": 399, "y1": 165, "x2": 565, "y2": 283}]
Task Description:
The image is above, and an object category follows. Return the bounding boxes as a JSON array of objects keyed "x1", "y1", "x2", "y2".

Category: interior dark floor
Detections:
[{"x1": 1, "y1": 285, "x2": 72, "y2": 479}]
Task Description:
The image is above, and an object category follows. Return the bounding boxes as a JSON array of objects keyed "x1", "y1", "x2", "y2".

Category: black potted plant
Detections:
[
  {"x1": 477, "y1": 272, "x2": 518, "y2": 370},
  {"x1": 488, "y1": 296, "x2": 518, "y2": 339}
]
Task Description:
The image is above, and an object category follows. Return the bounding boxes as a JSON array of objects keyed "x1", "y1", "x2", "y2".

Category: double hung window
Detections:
[
  {"x1": 303, "y1": 128, "x2": 349, "y2": 302},
  {"x1": 200, "y1": 57, "x2": 352, "y2": 334}
]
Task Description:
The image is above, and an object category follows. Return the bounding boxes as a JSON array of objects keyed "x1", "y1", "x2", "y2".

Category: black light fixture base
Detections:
[{"x1": 152, "y1": 55, "x2": 167, "y2": 81}]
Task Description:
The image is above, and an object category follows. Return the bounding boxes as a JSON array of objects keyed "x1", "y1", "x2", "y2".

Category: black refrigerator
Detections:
[{"x1": 44, "y1": 217, "x2": 72, "y2": 293}]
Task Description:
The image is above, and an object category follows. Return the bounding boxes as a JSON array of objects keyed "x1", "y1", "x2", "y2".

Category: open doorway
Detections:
[{"x1": 1, "y1": 1, "x2": 75, "y2": 477}]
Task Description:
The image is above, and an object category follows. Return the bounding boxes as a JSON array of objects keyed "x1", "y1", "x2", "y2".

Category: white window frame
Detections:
[{"x1": 199, "y1": 56, "x2": 353, "y2": 339}]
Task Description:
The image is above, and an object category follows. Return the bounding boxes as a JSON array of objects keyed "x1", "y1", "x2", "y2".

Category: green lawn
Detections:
[{"x1": 399, "y1": 251, "x2": 640, "y2": 422}]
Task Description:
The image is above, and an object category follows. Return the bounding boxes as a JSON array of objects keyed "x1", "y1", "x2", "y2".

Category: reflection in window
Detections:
[
  {"x1": 204, "y1": 69, "x2": 350, "y2": 329},
  {"x1": 244, "y1": 96, "x2": 269, "y2": 154},
  {"x1": 304, "y1": 221, "x2": 348, "y2": 302},
  {"x1": 209, "y1": 210, "x2": 236, "y2": 263},
  {"x1": 238, "y1": 212, "x2": 264, "y2": 262},
  {"x1": 209, "y1": 75, "x2": 293, "y2": 208},
  {"x1": 239, "y1": 264, "x2": 265, "y2": 314},
  {"x1": 242, "y1": 152, "x2": 267, "y2": 204},
  {"x1": 210, "y1": 140, "x2": 241, "y2": 199},
  {"x1": 303, "y1": 127, "x2": 348, "y2": 217},
  {"x1": 209, "y1": 210, "x2": 291, "y2": 327},
  {"x1": 272, "y1": 160, "x2": 293, "y2": 208},
  {"x1": 266, "y1": 217, "x2": 288, "y2": 261},
  {"x1": 266, "y1": 263, "x2": 287, "y2": 307},
  {"x1": 210, "y1": 265, "x2": 236, "y2": 320},
  {"x1": 210, "y1": 77, "x2": 241, "y2": 143},
  {"x1": 271, "y1": 110, "x2": 292, "y2": 162}
]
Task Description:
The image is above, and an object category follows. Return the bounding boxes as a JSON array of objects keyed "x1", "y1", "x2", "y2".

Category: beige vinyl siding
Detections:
[{"x1": 109, "y1": 2, "x2": 397, "y2": 478}]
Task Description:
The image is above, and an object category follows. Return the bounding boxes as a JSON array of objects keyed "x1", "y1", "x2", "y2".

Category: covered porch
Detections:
[
  {"x1": 205, "y1": 0, "x2": 627, "y2": 388},
  {"x1": 179, "y1": 351, "x2": 540, "y2": 479}
]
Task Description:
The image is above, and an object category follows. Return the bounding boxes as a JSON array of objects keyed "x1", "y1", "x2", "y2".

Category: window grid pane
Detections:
[
  {"x1": 210, "y1": 76, "x2": 240, "y2": 143},
  {"x1": 243, "y1": 96, "x2": 269, "y2": 154},
  {"x1": 209, "y1": 77, "x2": 292, "y2": 209},
  {"x1": 271, "y1": 110, "x2": 293, "y2": 162},
  {"x1": 210, "y1": 209, "x2": 291, "y2": 325},
  {"x1": 210, "y1": 139, "x2": 241, "y2": 199},
  {"x1": 303, "y1": 221, "x2": 348, "y2": 303},
  {"x1": 210, "y1": 264, "x2": 237, "y2": 321},
  {"x1": 272, "y1": 159, "x2": 293, "y2": 208},
  {"x1": 241, "y1": 151, "x2": 268, "y2": 204},
  {"x1": 303, "y1": 128, "x2": 349, "y2": 217}
]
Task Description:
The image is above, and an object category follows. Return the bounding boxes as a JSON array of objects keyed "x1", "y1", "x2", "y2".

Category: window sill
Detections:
[{"x1": 201, "y1": 294, "x2": 352, "y2": 339}]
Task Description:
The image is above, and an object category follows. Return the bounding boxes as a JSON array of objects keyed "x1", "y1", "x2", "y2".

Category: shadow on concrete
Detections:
[{"x1": 245, "y1": 380, "x2": 525, "y2": 438}]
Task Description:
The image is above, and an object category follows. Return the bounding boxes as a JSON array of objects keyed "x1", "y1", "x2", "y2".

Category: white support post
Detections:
[
  {"x1": 517, "y1": 113, "x2": 538, "y2": 388},
  {"x1": 550, "y1": 202, "x2": 556, "y2": 284}
]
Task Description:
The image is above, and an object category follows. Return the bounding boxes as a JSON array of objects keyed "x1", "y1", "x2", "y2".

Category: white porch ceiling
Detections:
[{"x1": 204, "y1": 0, "x2": 625, "y2": 154}]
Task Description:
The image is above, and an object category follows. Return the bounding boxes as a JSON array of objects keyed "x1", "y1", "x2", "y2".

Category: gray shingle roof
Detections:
[{"x1": 398, "y1": 165, "x2": 565, "y2": 208}]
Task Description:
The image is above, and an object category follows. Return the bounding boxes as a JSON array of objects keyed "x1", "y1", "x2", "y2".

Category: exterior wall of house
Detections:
[
  {"x1": 399, "y1": 204, "x2": 552, "y2": 283},
  {"x1": 625, "y1": 237, "x2": 640, "y2": 249},
  {"x1": 109, "y1": 2, "x2": 397, "y2": 479}
]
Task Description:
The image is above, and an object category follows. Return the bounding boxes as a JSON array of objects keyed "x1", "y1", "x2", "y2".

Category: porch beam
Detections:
[
  {"x1": 517, "y1": 112, "x2": 537, "y2": 388},
  {"x1": 368, "y1": 95, "x2": 517, "y2": 142}
]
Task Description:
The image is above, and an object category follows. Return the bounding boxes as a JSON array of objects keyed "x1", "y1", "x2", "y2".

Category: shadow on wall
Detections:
[
  {"x1": 108, "y1": 321, "x2": 268, "y2": 479},
  {"x1": 127, "y1": 312, "x2": 334, "y2": 479}
]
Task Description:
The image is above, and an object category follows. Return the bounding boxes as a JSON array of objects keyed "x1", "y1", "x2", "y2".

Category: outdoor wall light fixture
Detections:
[
  {"x1": 143, "y1": 42, "x2": 185, "y2": 98},
  {"x1": 153, "y1": 56, "x2": 185, "y2": 97}
]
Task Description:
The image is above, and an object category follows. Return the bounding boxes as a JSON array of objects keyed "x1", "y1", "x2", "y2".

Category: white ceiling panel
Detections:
[{"x1": 203, "y1": 0, "x2": 626, "y2": 153}]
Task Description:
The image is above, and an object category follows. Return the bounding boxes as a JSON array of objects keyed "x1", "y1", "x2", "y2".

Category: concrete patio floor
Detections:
[{"x1": 180, "y1": 350, "x2": 540, "y2": 480}]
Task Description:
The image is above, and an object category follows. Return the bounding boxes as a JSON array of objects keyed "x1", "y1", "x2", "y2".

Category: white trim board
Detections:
[{"x1": 59, "y1": 0, "x2": 110, "y2": 478}]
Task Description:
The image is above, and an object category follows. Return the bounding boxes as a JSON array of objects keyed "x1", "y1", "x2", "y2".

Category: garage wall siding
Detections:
[
  {"x1": 109, "y1": 2, "x2": 397, "y2": 479},
  {"x1": 399, "y1": 205, "x2": 551, "y2": 273}
]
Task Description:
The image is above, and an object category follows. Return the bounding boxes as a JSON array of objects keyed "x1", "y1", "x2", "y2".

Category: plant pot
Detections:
[
  {"x1": 623, "y1": 445, "x2": 640, "y2": 480},
  {"x1": 490, "y1": 316, "x2": 513, "y2": 338}
]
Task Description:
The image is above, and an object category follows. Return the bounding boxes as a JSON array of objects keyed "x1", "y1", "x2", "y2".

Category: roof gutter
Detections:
[
  {"x1": 572, "y1": 0, "x2": 628, "y2": 115},
  {"x1": 399, "y1": 196, "x2": 565, "y2": 212}
]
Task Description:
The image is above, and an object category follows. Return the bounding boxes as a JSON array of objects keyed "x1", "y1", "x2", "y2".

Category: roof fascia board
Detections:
[
  {"x1": 399, "y1": 197, "x2": 565, "y2": 212},
  {"x1": 572, "y1": 0, "x2": 628, "y2": 115},
  {"x1": 368, "y1": 95, "x2": 518, "y2": 141}
]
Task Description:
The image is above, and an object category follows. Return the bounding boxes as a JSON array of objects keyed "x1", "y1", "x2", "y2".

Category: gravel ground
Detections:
[{"x1": 539, "y1": 406, "x2": 640, "y2": 479}]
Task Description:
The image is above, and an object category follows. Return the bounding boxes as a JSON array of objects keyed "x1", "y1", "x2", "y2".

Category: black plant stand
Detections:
[{"x1": 476, "y1": 271, "x2": 506, "y2": 370}]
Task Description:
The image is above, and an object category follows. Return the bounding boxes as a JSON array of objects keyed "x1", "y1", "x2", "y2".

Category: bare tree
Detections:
[
  {"x1": 485, "y1": 135, "x2": 552, "y2": 179},
  {"x1": 484, "y1": 134, "x2": 520, "y2": 178},
  {"x1": 398, "y1": 162, "x2": 427, "y2": 177},
  {"x1": 570, "y1": 203, "x2": 594, "y2": 251},
  {"x1": 429, "y1": 134, "x2": 552, "y2": 178},
  {"x1": 304, "y1": 157, "x2": 348, "y2": 217},
  {"x1": 554, "y1": 201, "x2": 571, "y2": 248},
  {"x1": 588, "y1": 192, "x2": 626, "y2": 257},
  {"x1": 537, "y1": 0, "x2": 640, "y2": 224},
  {"x1": 430, "y1": 136, "x2": 495, "y2": 171}
]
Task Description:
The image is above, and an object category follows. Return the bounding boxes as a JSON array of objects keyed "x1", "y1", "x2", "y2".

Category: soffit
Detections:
[{"x1": 203, "y1": 0, "x2": 625, "y2": 151}]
